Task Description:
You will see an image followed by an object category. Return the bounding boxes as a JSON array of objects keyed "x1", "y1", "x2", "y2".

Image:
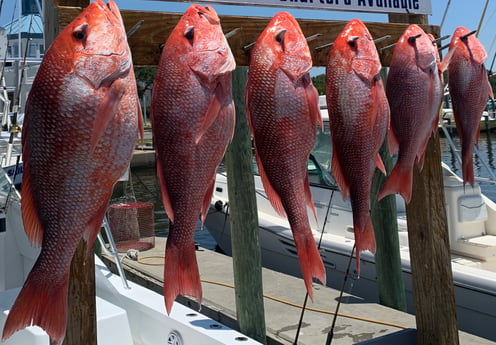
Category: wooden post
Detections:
[
  {"x1": 45, "y1": 2, "x2": 97, "y2": 345},
  {"x1": 225, "y1": 67, "x2": 267, "y2": 344},
  {"x1": 389, "y1": 13, "x2": 460, "y2": 345},
  {"x1": 65, "y1": 241, "x2": 98, "y2": 345},
  {"x1": 370, "y1": 139, "x2": 407, "y2": 312}
]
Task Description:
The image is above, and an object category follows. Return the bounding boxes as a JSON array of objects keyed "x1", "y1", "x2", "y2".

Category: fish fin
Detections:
[
  {"x1": 305, "y1": 78, "x2": 323, "y2": 129},
  {"x1": 331, "y1": 146, "x2": 349, "y2": 200},
  {"x1": 2, "y1": 268, "x2": 70, "y2": 344},
  {"x1": 353, "y1": 216, "x2": 376, "y2": 276},
  {"x1": 201, "y1": 177, "x2": 216, "y2": 225},
  {"x1": 440, "y1": 45, "x2": 455, "y2": 72},
  {"x1": 137, "y1": 100, "x2": 144, "y2": 141},
  {"x1": 387, "y1": 127, "x2": 399, "y2": 157},
  {"x1": 164, "y1": 240, "x2": 201, "y2": 314},
  {"x1": 256, "y1": 151, "x2": 286, "y2": 217},
  {"x1": 20, "y1": 164, "x2": 43, "y2": 246},
  {"x1": 462, "y1": 153, "x2": 475, "y2": 187},
  {"x1": 378, "y1": 164, "x2": 413, "y2": 204},
  {"x1": 195, "y1": 84, "x2": 223, "y2": 144},
  {"x1": 226, "y1": 101, "x2": 235, "y2": 142},
  {"x1": 82, "y1": 201, "x2": 109, "y2": 257},
  {"x1": 376, "y1": 154, "x2": 386, "y2": 175},
  {"x1": 488, "y1": 81, "x2": 494, "y2": 99},
  {"x1": 293, "y1": 231, "x2": 326, "y2": 301},
  {"x1": 416, "y1": 134, "x2": 431, "y2": 171},
  {"x1": 91, "y1": 86, "x2": 124, "y2": 152},
  {"x1": 156, "y1": 158, "x2": 175, "y2": 223},
  {"x1": 304, "y1": 174, "x2": 317, "y2": 222}
]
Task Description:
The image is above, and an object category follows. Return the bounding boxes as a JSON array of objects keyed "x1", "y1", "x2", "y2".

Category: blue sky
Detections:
[{"x1": 1, "y1": 0, "x2": 495, "y2": 72}]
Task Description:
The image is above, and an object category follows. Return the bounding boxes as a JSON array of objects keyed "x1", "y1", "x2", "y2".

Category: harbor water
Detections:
[{"x1": 126, "y1": 130, "x2": 496, "y2": 249}]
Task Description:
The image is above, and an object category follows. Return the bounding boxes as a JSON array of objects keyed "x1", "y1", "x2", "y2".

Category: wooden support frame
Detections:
[
  {"x1": 46, "y1": 1, "x2": 439, "y2": 67},
  {"x1": 44, "y1": 2, "x2": 458, "y2": 345}
]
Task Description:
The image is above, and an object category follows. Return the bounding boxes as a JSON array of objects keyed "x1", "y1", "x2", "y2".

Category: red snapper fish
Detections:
[
  {"x1": 443, "y1": 27, "x2": 494, "y2": 187},
  {"x1": 378, "y1": 24, "x2": 443, "y2": 203},
  {"x1": 246, "y1": 12, "x2": 325, "y2": 298},
  {"x1": 151, "y1": 5, "x2": 235, "y2": 314},
  {"x1": 2, "y1": 1, "x2": 142, "y2": 343},
  {"x1": 325, "y1": 19, "x2": 389, "y2": 270}
]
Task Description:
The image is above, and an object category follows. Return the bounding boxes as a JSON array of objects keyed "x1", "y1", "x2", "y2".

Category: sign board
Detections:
[{"x1": 193, "y1": 0, "x2": 432, "y2": 15}]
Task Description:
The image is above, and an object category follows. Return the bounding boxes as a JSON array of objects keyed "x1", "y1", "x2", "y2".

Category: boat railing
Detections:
[
  {"x1": 97, "y1": 216, "x2": 131, "y2": 289},
  {"x1": 439, "y1": 121, "x2": 496, "y2": 184}
]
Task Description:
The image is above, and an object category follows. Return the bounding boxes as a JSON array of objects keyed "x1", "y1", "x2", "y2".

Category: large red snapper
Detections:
[
  {"x1": 325, "y1": 19, "x2": 389, "y2": 270},
  {"x1": 444, "y1": 27, "x2": 494, "y2": 187},
  {"x1": 151, "y1": 5, "x2": 235, "y2": 314},
  {"x1": 2, "y1": 1, "x2": 143, "y2": 343},
  {"x1": 378, "y1": 24, "x2": 443, "y2": 204},
  {"x1": 246, "y1": 12, "x2": 325, "y2": 298}
]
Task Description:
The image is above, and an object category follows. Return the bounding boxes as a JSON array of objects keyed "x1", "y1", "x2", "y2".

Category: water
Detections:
[
  {"x1": 127, "y1": 131, "x2": 496, "y2": 250},
  {"x1": 439, "y1": 129, "x2": 496, "y2": 201},
  {"x1": 126, "y1": 165, "x2": 218, "y2": 250}
]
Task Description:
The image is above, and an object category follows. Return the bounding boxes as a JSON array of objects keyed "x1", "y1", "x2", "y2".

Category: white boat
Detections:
[
  {"x1": 0, "y1": 164, "x2": 261, "y2": 345},
  {"x1": 205, "y1": 95, "x2": 496, "y2": 342}
]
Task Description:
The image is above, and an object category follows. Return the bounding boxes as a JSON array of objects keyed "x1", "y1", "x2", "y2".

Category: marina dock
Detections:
[{"x1": 102, "y1": 237, "x2": 495, "y2": 345}]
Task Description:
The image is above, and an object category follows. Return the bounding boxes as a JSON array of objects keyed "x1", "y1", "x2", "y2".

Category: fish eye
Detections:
[
  {"x1": 184, "y1": 26, "x2": 194, "y2": 41},
  {"x1": 275, "y1": 29, "x2": 286, "y2": 44},
  {"x1": 408, "y1": 34, "x2": 422, "y2": 46},
  {"x1": 72, "y1": 23, "x2": 88, "y2": 41},
  {"x1": 347, "y1": 36, "x2": 359, "y2": 48}
]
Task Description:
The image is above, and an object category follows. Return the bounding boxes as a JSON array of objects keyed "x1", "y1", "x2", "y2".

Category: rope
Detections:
[{"x1": 135, "y1": 253, "x2": 408, "y2": 331}]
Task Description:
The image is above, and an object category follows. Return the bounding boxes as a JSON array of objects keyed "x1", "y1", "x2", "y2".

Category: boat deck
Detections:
[{"x1": 102, "y1": 237, "x2": 495, "y2": 345}]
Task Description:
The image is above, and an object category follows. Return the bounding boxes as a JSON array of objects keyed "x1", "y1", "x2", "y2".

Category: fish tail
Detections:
[
  {"x1": 2, "y1": 269, "x2": 70, "y2": 344},
  {"x1": 353, "y1": 216, "x2": 376, "y2": 276},
  {"x1": 164, "y1": 242, "x2": 202, "y2": 314},
  {"x1": 378, "y1": 164, "x2": 413, "y2": 204},
  {"x1": 293, "y1": 231, "x2": 326, "y2": 301}
]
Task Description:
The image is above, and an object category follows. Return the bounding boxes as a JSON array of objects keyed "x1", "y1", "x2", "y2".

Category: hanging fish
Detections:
[
  {"x1": 246, "y1": 12, "x2": 325, "y2": 298},
  {"x1": 2, "y1": 1, "x2": 143, "y2": 343},
  {"x1": 378, "y1": 24, "x2": 443, "y2": 204},
  {"x1": 326, "y1": 19, "x2": 389, "y2": 271},
  {"x1": 443, "y1": 27, "x2": 494, "y2": 187},
  {"x1": 151, "y1": 4, "x2": 235, "y2": 314}
]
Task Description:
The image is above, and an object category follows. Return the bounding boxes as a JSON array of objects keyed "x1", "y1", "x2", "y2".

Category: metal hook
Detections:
[
  {"x1": 316, "y1": 35, "x2": 391, "y2": 52},
  {"x1": 126, "y1": 20, "x2": 144, "y2": 38},
  {"x1": 225, "y1": 28, "x2": 241, "y2": 39}
]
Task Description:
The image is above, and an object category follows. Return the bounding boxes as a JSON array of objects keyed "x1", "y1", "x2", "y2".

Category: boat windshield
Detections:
[
  {"x1": 308, "y1": 121, "x2": 335, "y2": 188},
  {"x1": 250, "y1": 120, "x2": 336, "y2": 188}
]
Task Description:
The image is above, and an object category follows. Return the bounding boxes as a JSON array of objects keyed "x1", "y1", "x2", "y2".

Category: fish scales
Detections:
[
  {"x1": 378, "y1": 24, "x2": 443, "y2": 204},
  {"x1": 151, "y1": 4, "x2": 235, "y2": 314},
  {"x1": 445, "y1": 26, "x2": 494, "y2": 187},
  {"x1": 326, "y1": 19, "x2": 389, "y2": 271},
  {"x1": 2, "y1": 1, "x2": 142, "y2": 344},
  {"x1": 246, "y1": 12, "x2": 325, "y2": 299}
]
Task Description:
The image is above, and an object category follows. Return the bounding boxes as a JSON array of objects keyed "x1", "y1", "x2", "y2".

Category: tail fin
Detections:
[
  {"x1": 2, "y1": 269, "x2": 70, "y2": 344},
  {"x1": 378, "y1": 164, "x2": 413, "y2": 204},
  {"x1": 353, "y1": 216, "x2": 376, "y2": 276},
  {"x1": 164, "y1": 241, "x2": 202, "y2": 314},
  {"x1": 293, "y1": 231, "x2": 326, "y2": 301}
]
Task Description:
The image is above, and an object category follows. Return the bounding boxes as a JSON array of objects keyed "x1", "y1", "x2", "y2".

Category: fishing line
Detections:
[
  {"x1": 326, "y1": 243, "x2": 356, "y2": 345},
  {"x1": 293, "y1": 186, "x2": 335, "y2": 345}
]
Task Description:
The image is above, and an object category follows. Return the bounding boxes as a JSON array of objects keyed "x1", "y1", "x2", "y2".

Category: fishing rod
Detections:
[{"x1": 293, "y1": 184, "x2": 335, "y2": 345}]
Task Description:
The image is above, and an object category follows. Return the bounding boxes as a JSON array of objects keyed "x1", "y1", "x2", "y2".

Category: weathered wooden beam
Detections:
[
  {"x1": 65, "y1": 241, "x2": 97, "y2": 345},
  {"x1": 225, "y1": 67, "x2": 267, "y2": 344},
  {"x1": 389, "y1": 13, "x2": 460, "y2": 345},
  {"x1": 53, "y1": 6, "x2": 440, "y2": 67}
]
